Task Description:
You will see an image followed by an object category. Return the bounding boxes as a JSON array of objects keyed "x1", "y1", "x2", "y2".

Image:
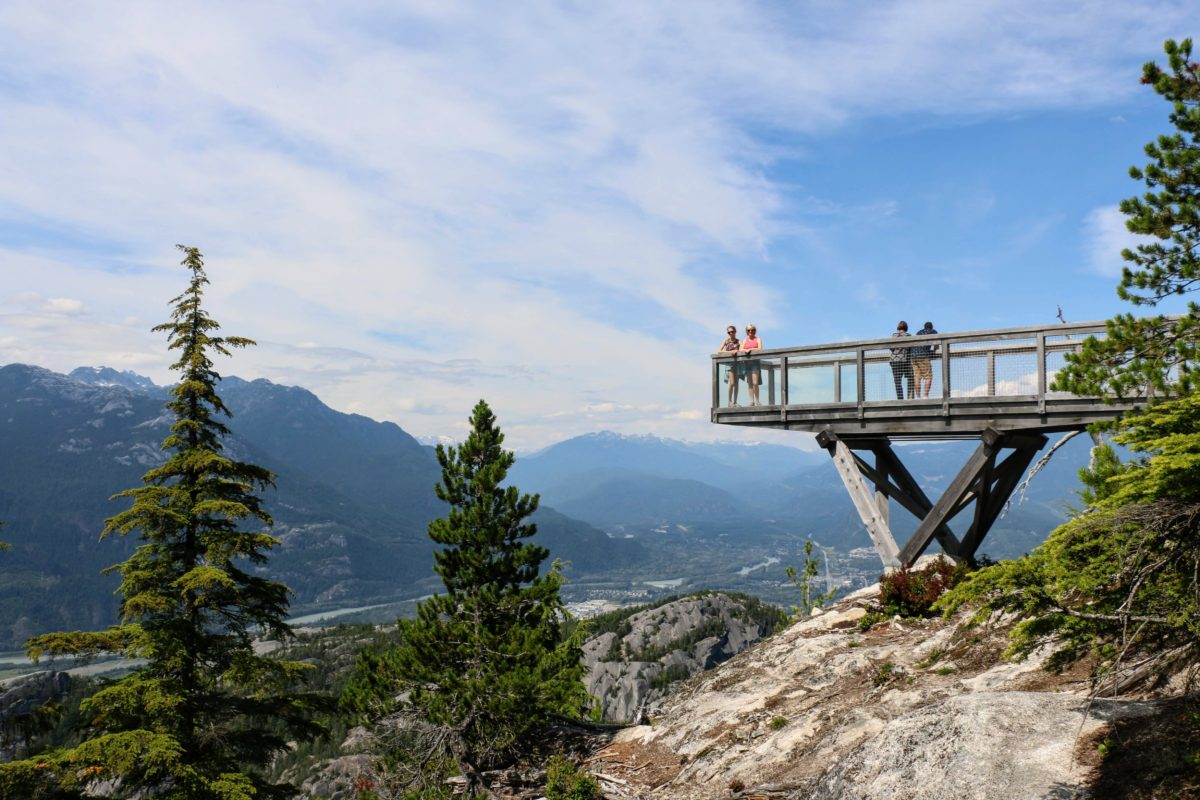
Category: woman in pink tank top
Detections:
[{"x1": 741, "y1": 325, "x2": 763, "y2": 406}]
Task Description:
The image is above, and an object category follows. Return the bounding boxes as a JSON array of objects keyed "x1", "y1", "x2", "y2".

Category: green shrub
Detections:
[
  {"x1": 858, "y1": 611, "x2": 885, "y2": 631},
  {"x1": 872, "y1": 661, "x2": 902, "y2": 687},
  {"x1": 914, "y1": 648, "x2": 943, "y2": 669},
  {"x1": 768, "y1": 715, "x2": 787, "y2": 730},
  {"x1": 650, "y1": 663, "x2": 691, "y2": 690},
  {"x1": 545, "y1": 755, "x2": 599, "y2": 800}
]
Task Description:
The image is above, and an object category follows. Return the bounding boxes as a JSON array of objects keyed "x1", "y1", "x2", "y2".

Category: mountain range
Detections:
[
  {"x1": 0, "y1": 363, "x2": 1094, "y2": 649},
  {"x1": 0, "y1": 364, "x2": 641, "y2": 648}
]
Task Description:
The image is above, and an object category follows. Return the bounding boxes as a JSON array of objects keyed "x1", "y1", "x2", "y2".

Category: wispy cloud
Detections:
[
  {"x1": 0, "y1": 1, "x2": 1191, "y2": 447},
  {"x1": 1082, "y1": 205, "x2": 1147, "y2": 277}
]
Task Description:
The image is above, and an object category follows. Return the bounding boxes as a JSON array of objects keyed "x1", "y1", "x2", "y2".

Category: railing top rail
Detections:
[{"x1": 711, "y1": 319, "x2": 1110, "y2": 361}]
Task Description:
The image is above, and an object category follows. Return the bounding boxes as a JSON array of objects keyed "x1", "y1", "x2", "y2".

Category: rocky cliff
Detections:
[
  {"x1": 583, "y1": 593, "x2": 780, "y2": 723},
  {"x1": 588, "y1": 585, "x2": 1191, "y2": 800},
  {"x1": 0, "y1": 671, "x2": 70, "y2": 759}
]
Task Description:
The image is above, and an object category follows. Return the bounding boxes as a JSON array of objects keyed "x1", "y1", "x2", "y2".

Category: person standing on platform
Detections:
[
  {"x1": 890, "y1": 321, "x2": 912, "y2": 399},
  {"x1": 741, "y1": 324, "x2": 764, "y2": 406},
  {"x1": 717, "y1": 325, "x2": 742, "y2": 406},
  {"x1": 912, "y1": 321, "x2": 938, "y2": 398}
]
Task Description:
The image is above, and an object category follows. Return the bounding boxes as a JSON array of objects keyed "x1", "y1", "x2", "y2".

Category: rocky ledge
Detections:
[{"x1": 589, "y1": 586, "x2": 1188, "y2": 800}]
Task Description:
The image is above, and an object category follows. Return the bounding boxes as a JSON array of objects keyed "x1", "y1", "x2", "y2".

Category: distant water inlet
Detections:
[
  {"x1": 712, "y1": 319, "x2": 1156, "y2": 570},
  {"x1": 738, "y1": 556, "x2": 780, "y2": 576},
  {"x1": 644, "y1": 579, "x2": 684, "y2": 589},
  {"x1": 286, "y1": 601, "x2": 402, "y2": 626}
]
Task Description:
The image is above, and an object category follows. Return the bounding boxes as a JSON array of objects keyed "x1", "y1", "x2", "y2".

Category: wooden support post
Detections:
[
  {"x1": 712, "y1": 358, "x2": 721, "y2": 415},
  {"x1": 898, "y1": 428, "x2": 1002, "y2": 566},
  {"x1": 873, "y1": 445, "x2": 963, "y2": 559},
  {"x1": 818, "y1": 430, "x2": 899, "y2": 566},
  {"x1": 1037, "y1": 333, "x2": 1047, "y2": 413},
  {"x1": 873, "y1": 449, "x2": 889, "y2": 533},
  {"x1": 781, "y1": 356, "x2": 789, "y2": 407},
  {"x1": 856, "y1": 349, "x2": 865, "y2": 419},
  {"x1": 941, "y1": 340, "x2": 952, "y2": 414},
  {"x1": 957, "y1": 435, "x2": 1046, "y2": 559}
]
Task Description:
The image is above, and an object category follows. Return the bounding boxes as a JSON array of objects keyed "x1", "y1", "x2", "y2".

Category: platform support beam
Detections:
[
  {"x1": 817, "y1": 428, "x2": 1047, "y2": 569},
  {"x1": 825, "y1": 437, "x2": 900, "y2": 566}
]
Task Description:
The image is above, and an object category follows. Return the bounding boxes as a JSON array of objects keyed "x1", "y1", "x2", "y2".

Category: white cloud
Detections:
[
  {"x1": 42, "y1": 298, "x2": 84, "y2": 315},
  {"x1": 1083, "y1": 205, "x2": 1147, "y2": 277},
  {"x1": 0, "y1": 1, "x2": 1192, "y2": 447}
]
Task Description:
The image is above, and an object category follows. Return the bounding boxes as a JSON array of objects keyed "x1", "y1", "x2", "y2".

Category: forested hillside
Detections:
[{"x1": 0, "y1": 364, "x2": 643, "y2": 649}]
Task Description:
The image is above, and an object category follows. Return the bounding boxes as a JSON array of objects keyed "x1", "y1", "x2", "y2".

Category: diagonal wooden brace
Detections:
[
  {"x1": 819, "y1": 427, "x2": 1047, "y2": 569},
  {"x1": 824, "y1": 437, "x2": 901, "y2": 566},
  {"x1": 897, "y1": 429, "x2": 1047, "y2": 566}
]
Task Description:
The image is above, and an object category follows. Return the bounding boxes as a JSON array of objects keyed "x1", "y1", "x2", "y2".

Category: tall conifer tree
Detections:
[
  {"x1": 1056, "y1": 38, "x2": 1200, "y2": 397},
  {"x1": 346, "y1": 400, "x2": 585, "y2": 798},
  {"x1": 0, "y1": 246, "x2": 321, "y2": 800}
]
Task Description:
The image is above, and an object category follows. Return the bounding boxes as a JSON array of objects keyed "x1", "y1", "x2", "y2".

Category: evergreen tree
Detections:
[
  {"x1": 1055, "y1": 38, "x2": 1200, "y2": 398},
  {"x1": 942, "y1": 41, "x2": 1200, "y2": 698},
  {"x1": 345, "y1": 400, "x2": 586, "y2": 798},
  {"x1": 0, "y1": 246, "x2": 323, "y2": 800}
]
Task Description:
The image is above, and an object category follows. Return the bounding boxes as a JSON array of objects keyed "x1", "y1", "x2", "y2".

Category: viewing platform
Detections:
[
  {"x1": 710, "y1": 320, "x2": 1140, "y2": 438},
  {"x1": 711, "y1": 320, "x2": 1145, "y2": 569}
]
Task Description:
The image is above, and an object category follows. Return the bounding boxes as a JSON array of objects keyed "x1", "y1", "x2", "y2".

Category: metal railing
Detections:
[{"x1": 711, "y1": 320, "x2": 1132, "y2": 436}]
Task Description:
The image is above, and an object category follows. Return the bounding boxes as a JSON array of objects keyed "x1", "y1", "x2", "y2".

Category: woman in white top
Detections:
[{"x1": 716, "y1": 325, "x2": 742, "y2": 406}]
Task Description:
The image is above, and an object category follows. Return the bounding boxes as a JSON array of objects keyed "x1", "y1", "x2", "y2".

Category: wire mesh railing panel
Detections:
[
  {"x1": 947, "y1": 339, "x2": 1038, "y2": 397},
  {"x1": 715, "y1": 362, "x2": 738, "y2": 409},
  {"x1": 863, "y1": 347, "x2": 903, "y2": 401},
  {"x1": 840, "y1": 362, "x2": 859, "y2": 403},
  {"x1": 760, "y1": 357, "x2": 783, "y2": 406},
  {"x1": 786, "y1": 352, "x2": 855, "y2": 405}
]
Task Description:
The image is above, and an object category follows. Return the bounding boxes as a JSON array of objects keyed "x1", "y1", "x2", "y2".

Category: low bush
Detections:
[
  {"x1": 878, "y1": 559, "x2": 969, "y2": 618},
  {"x1": 545, "y1": 755, "x2": 599, "y2": 800}
]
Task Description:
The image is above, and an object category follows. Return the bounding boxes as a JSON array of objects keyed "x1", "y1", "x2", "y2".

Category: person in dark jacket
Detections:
[
  {"x1": 889, "y1": 321, "x2": 912, "y2": 400},
  {"x1": 911, "y1": 321, "x2": 938, "y2": 398}
]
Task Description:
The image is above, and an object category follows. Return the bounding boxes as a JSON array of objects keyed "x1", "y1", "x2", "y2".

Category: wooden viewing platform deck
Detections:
[{"x1": 711, "y1": 320, "x2": 1145, "y2": 569}]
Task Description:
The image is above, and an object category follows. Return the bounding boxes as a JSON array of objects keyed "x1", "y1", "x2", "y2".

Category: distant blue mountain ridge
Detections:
[{"x1": 0, "y1": 363, "x2": 1098, "y2": 650}]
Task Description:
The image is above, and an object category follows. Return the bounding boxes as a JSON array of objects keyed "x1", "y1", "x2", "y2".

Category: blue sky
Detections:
[{"x1": 0, "y1": 2, "x2": 1195, "y2": 449}]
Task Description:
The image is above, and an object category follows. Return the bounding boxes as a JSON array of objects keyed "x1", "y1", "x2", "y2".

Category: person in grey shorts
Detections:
[{"x1": 890, "y1": 321, "x2": 912, "y2": 400}]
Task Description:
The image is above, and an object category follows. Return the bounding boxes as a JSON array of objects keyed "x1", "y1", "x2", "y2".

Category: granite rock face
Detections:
[
  {"x1": 582, "y1": 593, "x2": 775, "y2": 722},
  {"x1": 0, "y1": 670, "x2": 70, "y2": 722},
  {"x1": 0, "y1": 670, "x2": 71, "y2": 758},
  {"x1": 594, "y1": 586, "x2": 1162, "y2": 800}
]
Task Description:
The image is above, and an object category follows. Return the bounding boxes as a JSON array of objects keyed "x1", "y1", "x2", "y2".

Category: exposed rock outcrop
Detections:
[
  {"x1": 582, "y1": 593, "x2": 778, "y2": 722},
  {"x1": 592, "y1": 588, "x2": 1170, "y2": 799},
  {"x1": 0, "y1": 670, "x2": 71, "y2": 758}
]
